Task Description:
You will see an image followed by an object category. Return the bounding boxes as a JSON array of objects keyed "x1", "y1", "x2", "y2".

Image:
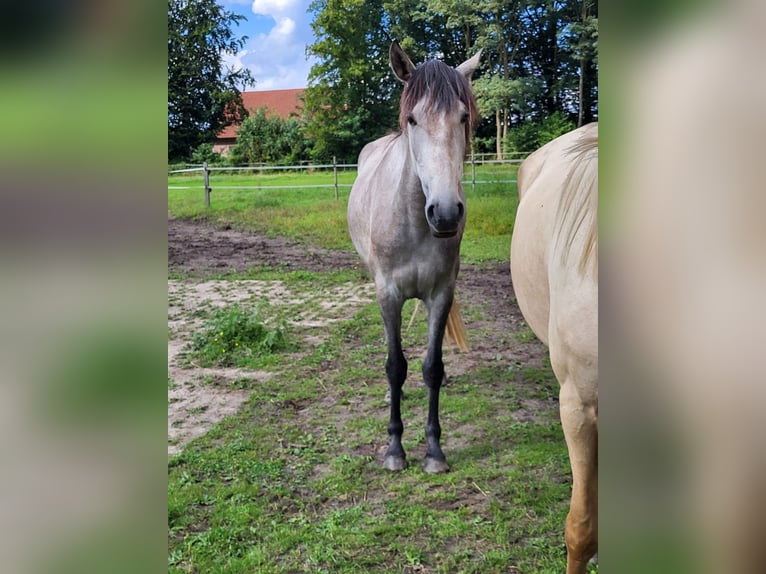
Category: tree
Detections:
[
  {"x1": 474, "y1": 73, "x2": 547, "y2": 157},
  {"x1": 474, "y1": 75, "x2": 514, "y2": 159},
  {"x1": 504, "y1": 110, "x2": 574, "y2": 153},
  {"x1": 415, "y1": 0, "x2": 484, "y2": 56},
  {"x1": 304, "y1": 0, "x2": 597, "y2": 160},
  {"x1": 568, "y1": 0, "x2": 598, "y2": 125},
  {"x1": 191, "y1": 143, "x2": 223, "y2": 165},
  {"x1": 304, "y1": 0, "x2": 398, "y2": 163},
  {"x1": 510, "y1": 0, "x2": 597, "y2": 123},
  {"x1": 229, "y1": 109, "x2": 309, "y2": 165},
  {"x1": 168, "y1": 0, "x2": 253, "y2": 161}
]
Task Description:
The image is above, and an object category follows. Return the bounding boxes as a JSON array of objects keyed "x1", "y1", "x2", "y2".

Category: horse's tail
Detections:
[
  {"x1": 445, "y1": 299, "x2": 469, "y2": 351},
  {"x1": 406, "y1": 298, "x2": 468, "y2": 351}
]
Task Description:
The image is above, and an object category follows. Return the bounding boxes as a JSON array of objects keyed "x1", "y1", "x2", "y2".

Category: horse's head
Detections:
[{"x1": 390, "y1": 41, "x2": 481, "y2": 238}]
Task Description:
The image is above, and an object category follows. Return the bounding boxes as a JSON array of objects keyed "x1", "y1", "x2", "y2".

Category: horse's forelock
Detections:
[{"x1": 399, "y1": 60, "x2": 478, "y2": 143}]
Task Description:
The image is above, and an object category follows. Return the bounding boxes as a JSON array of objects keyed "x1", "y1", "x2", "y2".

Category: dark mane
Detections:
[{"x1": 399, "y1": 59, "x2": 479, "y2": 144}]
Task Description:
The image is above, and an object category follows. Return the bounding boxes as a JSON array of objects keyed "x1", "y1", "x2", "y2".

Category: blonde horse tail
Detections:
[
  {"x1": 406, "y1": 298, "x2": 468, "y2": 351},
  {"x1": 445, "y1": 298, "x2": 469, "y2": 351}
]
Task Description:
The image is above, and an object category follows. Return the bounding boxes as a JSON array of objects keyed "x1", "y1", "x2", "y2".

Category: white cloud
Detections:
[
  {"x1": 252, "y1": 0, "x2": 297, "y2": 15},
  {"x1": 273, "y1": 17, "x2": 295, "y2": 38},
  {"x1": 234, "y1": 0, "x2": 316, "y2": 89}
]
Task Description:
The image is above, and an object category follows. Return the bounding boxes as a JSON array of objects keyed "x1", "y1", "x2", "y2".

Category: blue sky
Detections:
[{"x1": 220, "y1": 0, "x2": 318, "y2": 91}]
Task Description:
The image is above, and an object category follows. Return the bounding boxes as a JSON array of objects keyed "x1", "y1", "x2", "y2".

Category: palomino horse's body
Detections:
[
  {"x1": 348, "y1": 41, "x2": 480, "y2": 473},
  {"x1": 510, "y1": 123, "x2": 598, "y2": 574}
]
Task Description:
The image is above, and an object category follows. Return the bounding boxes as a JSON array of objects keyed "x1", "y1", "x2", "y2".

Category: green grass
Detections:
[
  {"x1": 168, "y1": 164, "x2": 519, "y2": 263},
  {"x1": 168, "y1": 285, "x2": 597, "y2": 573}
]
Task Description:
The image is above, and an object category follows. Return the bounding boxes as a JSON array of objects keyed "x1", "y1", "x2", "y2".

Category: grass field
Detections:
[
  {"x1": 167, "y1": 164, "x2": 597, "y2": 573},
  {"x1": 167, "y1": 163, "x2": 520, "y2": 264},
  {"x1": 167, "y1": 269, "x2": 591, "y2": 573}
]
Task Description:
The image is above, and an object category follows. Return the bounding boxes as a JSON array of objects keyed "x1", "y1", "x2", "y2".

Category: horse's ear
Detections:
[
  {"x1": 390, "y1": 40, "x2": 415, "y2": 84},
  {"x1": 456, "y1": 49, "x2": 482, "y2": 80}
]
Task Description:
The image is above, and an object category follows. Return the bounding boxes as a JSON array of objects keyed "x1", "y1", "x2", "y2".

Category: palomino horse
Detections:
[
  {"x1": 510, "y1": 123, "x2": 598, "y2": 574},
  {"x1": 347, "y1": 41, "x2": 480, "y2": 473}
]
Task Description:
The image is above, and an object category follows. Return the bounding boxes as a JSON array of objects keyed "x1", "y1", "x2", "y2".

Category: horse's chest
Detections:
[{"x1": 372, "y1": 236, "x2": 458, "y2": 295}]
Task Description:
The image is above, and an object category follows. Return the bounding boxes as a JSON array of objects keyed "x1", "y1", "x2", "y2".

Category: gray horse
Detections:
[{"x1": 347, "y1": 41, "x2": 480, "y2": 473}]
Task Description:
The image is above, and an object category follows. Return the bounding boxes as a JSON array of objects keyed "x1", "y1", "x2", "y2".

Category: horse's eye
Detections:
[
  {"x1": 407, "y1": 115, "x2": 417, "y2": 126},
  {"x1": 460, "y1": 113, "x2": 469, "y2": 124}
]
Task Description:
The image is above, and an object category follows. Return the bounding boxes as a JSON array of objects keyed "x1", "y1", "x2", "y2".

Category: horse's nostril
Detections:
[
  {"x1": 457, "y1": 202, "x2": 464, "y2": 218},
  {"x1": 427, "y1": 204, "x2": 436, "y2": 221}
]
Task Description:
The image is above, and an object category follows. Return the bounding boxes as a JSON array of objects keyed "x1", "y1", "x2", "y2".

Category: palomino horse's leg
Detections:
[
  {"x1": 559, "y1": 379, "x2": 598, "y2": 574},
  {"x1": 378, "y1": 295, "x2": 408, "y2": 471},
  {"x1": 421, "y1": 293, "x2": 452, "y2": 474}
]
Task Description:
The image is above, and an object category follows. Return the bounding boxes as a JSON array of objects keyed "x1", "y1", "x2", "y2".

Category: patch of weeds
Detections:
[
  {"x1": 514, "y1": 325, "x2": 538, "y2": 343},
  {"x1": 187, "y1": 304, "x2": 290, "y2": 368},
  {"x1": 226, "y1": 377, "x2": 261, "y2": 390},
  {"x1": 516, "y1": 365, "x2": 558, "y2": 401},
  {"x1": 188, "y1": 306, "x2": 210, "y2": 320}
]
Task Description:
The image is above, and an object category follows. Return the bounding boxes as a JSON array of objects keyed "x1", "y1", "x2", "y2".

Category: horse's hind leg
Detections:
[
  {"x1": 559, "y1": 378, "x2": 598, "y2": 574},
  {"x1": 379, "y1": 295, "x2": 408, "y2": 471},
  {"x1": 422, "y1": 294, "x2": 452, "y2": 474}
]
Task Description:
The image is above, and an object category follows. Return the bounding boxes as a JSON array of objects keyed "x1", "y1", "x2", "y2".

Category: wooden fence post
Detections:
[
  {"x1": 203, "y1": 162, "x2": 211, "y2": 208},
  {"x1": 471, "y1": 151, "x2": 476, "y2": 194},
  {"x1": 333, "y1": 156, "x2": 339, "y2": 200}
]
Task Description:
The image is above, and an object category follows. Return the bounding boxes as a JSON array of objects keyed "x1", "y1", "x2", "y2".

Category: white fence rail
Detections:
[{"x1": 168, "y1": 154, "x2": 528, "y2": 208}]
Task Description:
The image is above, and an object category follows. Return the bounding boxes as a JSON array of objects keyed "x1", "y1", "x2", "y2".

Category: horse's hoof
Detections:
[
  {"x1": 423, "y1": 456, "x2": 449, "y2": 474},
  {"x1": 384, "y1": 455, "x2": 407, "y2": 471}
]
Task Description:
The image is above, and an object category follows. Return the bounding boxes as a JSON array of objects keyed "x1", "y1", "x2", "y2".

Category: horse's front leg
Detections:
[
  {"x1": 378, "y1": 294, "x2": 407, "y2": 471},
  {"x1": 422, "y1": 293, "x2": 452, "y2": 474}
]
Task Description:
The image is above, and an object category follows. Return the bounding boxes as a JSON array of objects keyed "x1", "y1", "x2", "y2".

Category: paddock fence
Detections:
[{"x1": 168, "y1": 153, "x2": 530, "y2": 208}]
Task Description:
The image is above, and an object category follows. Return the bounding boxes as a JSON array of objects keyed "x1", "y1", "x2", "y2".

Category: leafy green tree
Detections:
[
  {"x1": 473, "y1": 75, "x2": 543, "y2": 159},
  {"x1": 191, "y1": 143, "x2": 223, "y2": 165},
  {"x1": 505, "y1": 110, "x2": 575, "y2": 154},
  {"x1": 229, "y1": 109, "x2": 309, "y2": 165},
  {"x1": 304, "y1": 0, "x2": 597, "y2": 160},
  {"x1": 509, "y1": 0, "x2": 597, "y2": 123},
  {"x1": 304, "y1": 0, "x2": 399, "y2": 163},
  {"x1": 415, "y1": 0, "x2": 484, "y2": 55},
  {"x1": 168, "y1": 0, "x2": 253, "y2": 161},
  {"x1": 567, "y1": 0, "x2": 598, "y2": 125}
]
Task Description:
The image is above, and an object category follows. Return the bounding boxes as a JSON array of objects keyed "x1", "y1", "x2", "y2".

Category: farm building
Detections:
[{"x1": 213, "y1": 88, "x2": 304, "y2": 156}]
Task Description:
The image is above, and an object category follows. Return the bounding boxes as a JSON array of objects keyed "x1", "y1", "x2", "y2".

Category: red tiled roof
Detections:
[{"x1": 217, "y1": 89, "x2": 304, "y2": 139}]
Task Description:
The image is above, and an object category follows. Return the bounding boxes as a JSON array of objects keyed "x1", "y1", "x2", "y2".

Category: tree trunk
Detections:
[{"x1": 495, "y1": 108, "x2": 503, "y2": 160}]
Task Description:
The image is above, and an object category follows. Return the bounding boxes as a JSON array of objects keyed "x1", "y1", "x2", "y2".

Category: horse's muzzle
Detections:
[
  {"x1": 431, "y1": 229, "x2": 458, "y2": 238},
  {"x1": 426, "y1": 201, "x2": 463, "y2": 238}
]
